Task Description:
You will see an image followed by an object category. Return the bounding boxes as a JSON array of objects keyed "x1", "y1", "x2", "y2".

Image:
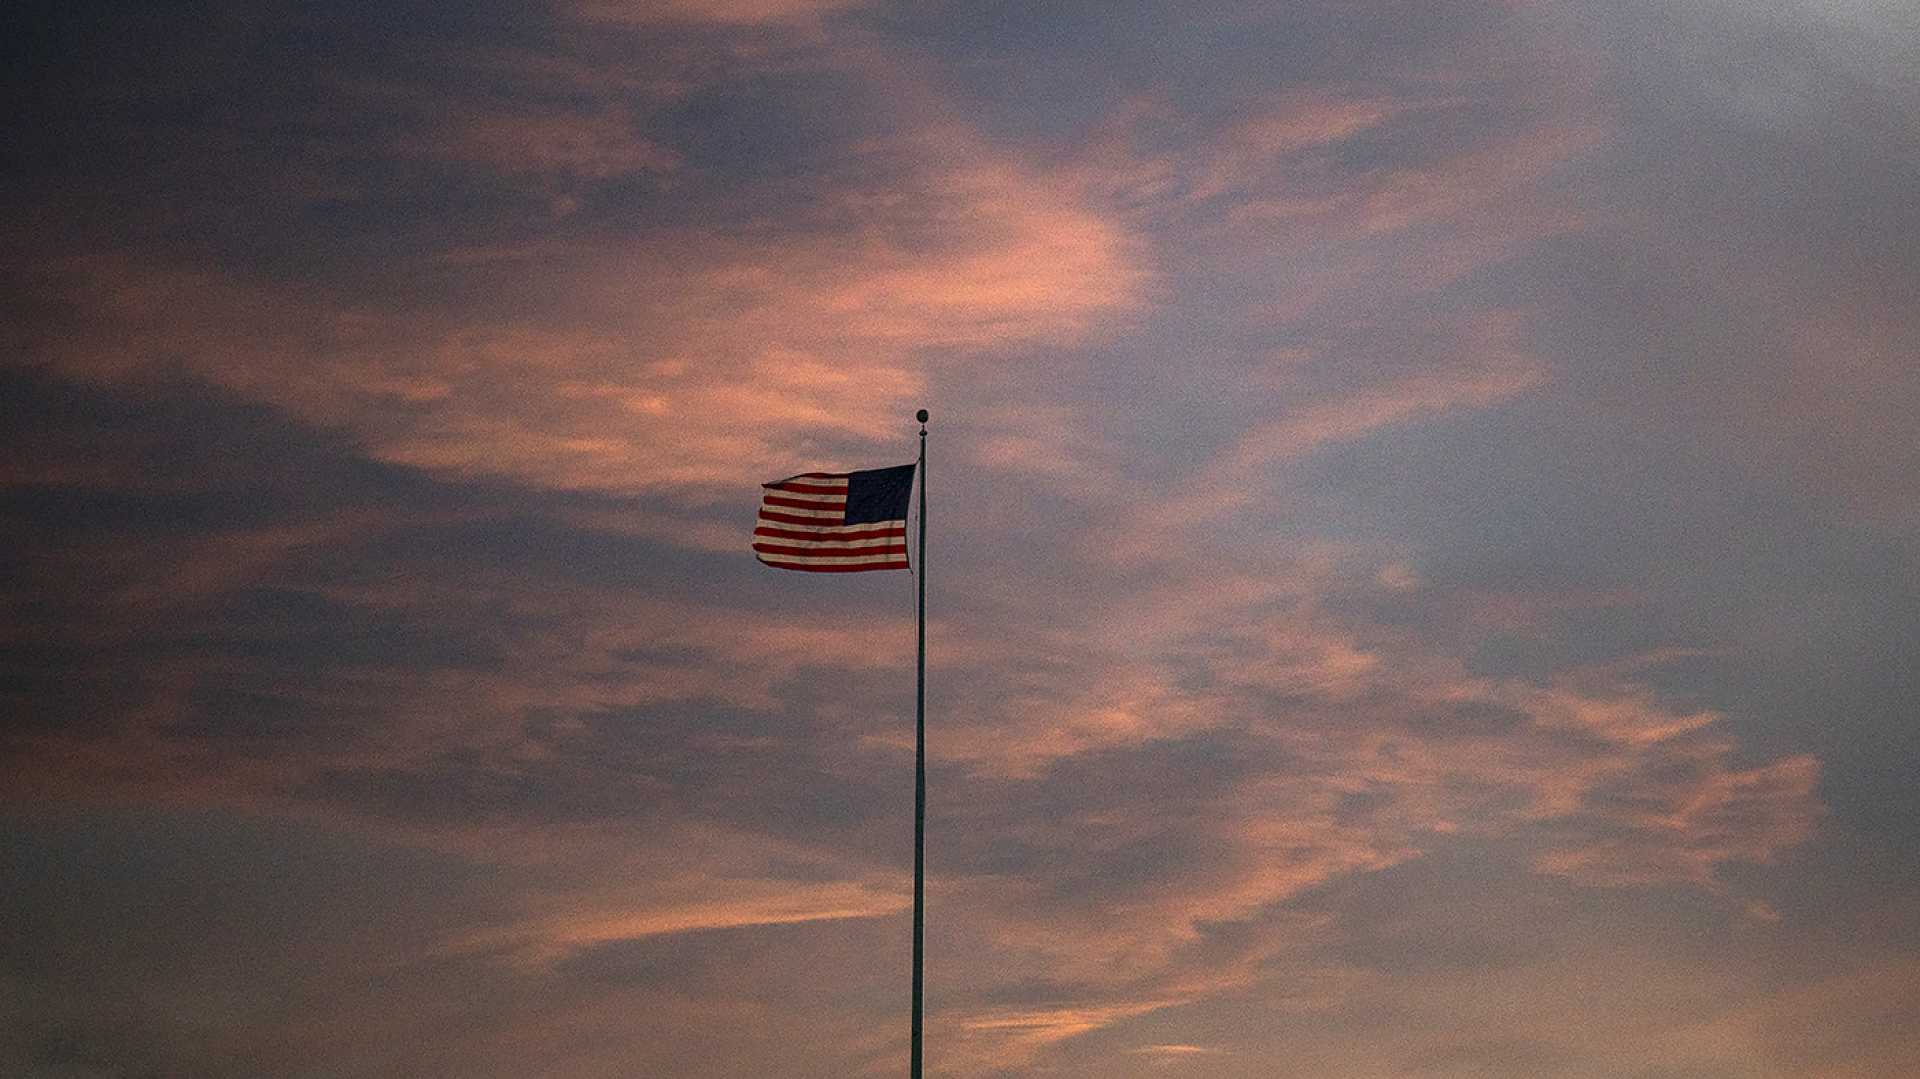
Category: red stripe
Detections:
[
  {"x1": 762, "y1": 494, "x2": 847, "y2": 511},
  {"x1": 758, "y1": 557, "x2": 909, "y2": 573},
  {"x1": 762, "y1": 472, "x2": 846, "y2": 486},
  {"x1": 757, "y1": 509, "x2": 854, "y2": 526},
  {"x1": 753, "y1": 525, "x2": 904, "y2": 543},
  {"x1": 752, "y1": 542, "x2": 908, "y2": 559},
  {"x1": 767, "y1": 481, "x2": 847, "y2": 494}
]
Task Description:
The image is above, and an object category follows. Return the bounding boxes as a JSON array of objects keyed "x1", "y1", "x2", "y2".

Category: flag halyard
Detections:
[{"x1": 754, "y1": 464, "x2": 915, "y2": 572}]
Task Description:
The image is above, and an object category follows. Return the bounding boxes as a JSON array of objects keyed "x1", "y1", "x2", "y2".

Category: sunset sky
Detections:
[{"x1": 5, "y1": 1, "x2": 1919, "y2": 1076}]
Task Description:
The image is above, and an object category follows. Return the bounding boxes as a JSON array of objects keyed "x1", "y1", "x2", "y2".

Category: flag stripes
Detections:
[
  {"x1": 753, "y1": 468, "x2": 913, "y2": 572},
  {"x1": 753, "y1": 523, "x2": 905, "y2": 539}
]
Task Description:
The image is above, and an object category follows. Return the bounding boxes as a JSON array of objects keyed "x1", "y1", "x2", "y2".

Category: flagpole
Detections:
[{"x1": 911, "y1": 408, "x2": 928, "y2": 1079}]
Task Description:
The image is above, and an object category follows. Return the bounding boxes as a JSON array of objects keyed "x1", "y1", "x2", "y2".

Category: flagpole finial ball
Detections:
[{"x1": 916, "y1": 409, "x2": 929, "y2": 424}]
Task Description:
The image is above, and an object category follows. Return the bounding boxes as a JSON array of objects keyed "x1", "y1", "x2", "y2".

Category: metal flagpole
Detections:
[{"x1": 911, "y1": 408, "x2": 928, "y2": 1079}]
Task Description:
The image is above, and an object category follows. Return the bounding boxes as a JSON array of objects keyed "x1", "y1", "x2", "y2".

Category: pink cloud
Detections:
[
  {"x1": 571, "y1": 0, "x2": 868, "y2": 26},
  {"x1": 3, "y1": 9, "x2": 1878, "y2": 1072},
  {"x1": 1099, "y1": 311, "x2": 1546, "y2": 558},
  {"x1": 448, "y1": 821, "x2": 911, "y2": 966},
  {"x1": 1188, "y1": 94, "x2": 1405, "y2": 201},
  {"x1": 22, "y1": 119, "x2": 1145, "y2": 500}
]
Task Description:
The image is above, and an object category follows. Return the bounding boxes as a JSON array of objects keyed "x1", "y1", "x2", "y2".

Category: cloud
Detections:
[
  {"x1": 446, "y1": 822, "x2": 911, "y2": 967},
  {"x1": 1530, "y1": 752, "x2": 1822, "y2": 887},
  {"x1": 5, "y1": 2, "x2": 1908, "y2": 1076},
  {"x1": 424, "y1": 108, "x2": 681, "y2": 180},
  {"x1": 961, "y1": 1000, "x2": 1178, "y2": 1054},
  {"x1": 571, "y1": 0, "x2": 869, "y2": 26},
  {"x1": 848, "y1": 554, "x2": 1827, "y2": 1063},
  {"x1": 17, "y1": 119, "x2": 1143, "y2": 500},
  {"x1": 1127, "y1": 1042, "x2": 1226, "y2": 1056},
  {"x1": 1094, "y1": 311, "x2": 1546, "y2": 561},
  {"x1": 1188, "y1": 93, "x2": 1405, "y2": 202},
  {"x1": 0, "y1": 367, "x2": 1827, "y2": 1070}
]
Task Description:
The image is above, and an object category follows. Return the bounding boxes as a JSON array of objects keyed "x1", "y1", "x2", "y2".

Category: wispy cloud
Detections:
[
  {"x1": 571, "y1": 0, "x2": 870, "y2": 26},
  {"x1": 4, "y1": 1, "x2": 1914, "y2": 1076},
  {"x1": 20, "y1": 119, "x2": 1144, "y2": 500}
]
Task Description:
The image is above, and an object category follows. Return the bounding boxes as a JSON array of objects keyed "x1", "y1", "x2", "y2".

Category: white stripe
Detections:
[
  {"x1": 758, "y1": 504, "x2": 842, "y2": 520},
  {"x1": 759, "y1": 536, "x2": 904, "y2": 550},
  {"x1": 758, "y1": 552, "x2": 908, "y2": 565},
  {"x1": 754, "y1": 518, "x2": 904, "y2": 535},
  {"x1": 772, "y1": 476, "x2": 848, "y2": 489},
  {"x1": 765, "y1": 491, "x2": 847, "y2": 505}
]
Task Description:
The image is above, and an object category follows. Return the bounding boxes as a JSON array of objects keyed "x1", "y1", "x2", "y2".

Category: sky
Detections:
[{"x1": 3, "y1": 1, "x2": 1919, "y2": 1076}]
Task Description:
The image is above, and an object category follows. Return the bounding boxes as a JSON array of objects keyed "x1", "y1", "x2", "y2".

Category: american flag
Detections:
[{"x1": 753, "y1": 464, "x2": 916, "y2": 572}]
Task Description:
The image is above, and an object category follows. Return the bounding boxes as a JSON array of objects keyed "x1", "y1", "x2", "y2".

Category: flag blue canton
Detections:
[{"x1": 843, "y1": 464, "x2": 916, "y2": 525}]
